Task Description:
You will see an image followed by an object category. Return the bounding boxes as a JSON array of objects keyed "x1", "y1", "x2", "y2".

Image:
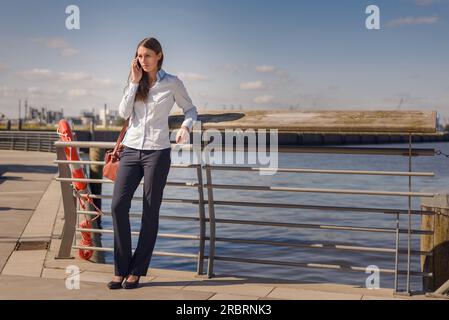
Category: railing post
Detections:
[
  {"x1": 88, "y1": 147, "x2": 105, "y2": 263},
  {"x1": 394, "y1": 212, "x2": 400, "y2": 293},
  {"x1": 204, "y1": 164, "x2": 216, "y2": 278},
  {"x1": 195, "y1": 165, "x2": 206, "y2": 275},
  {"x1": 406, "y1": 133, "x2": 413, "y2": 294},
  {"x1": 55, "y1": 145, "x2": 77, "y2": 259},
  {"x1": 394, "y1": 132, "x2": 414, "y2": 296}
]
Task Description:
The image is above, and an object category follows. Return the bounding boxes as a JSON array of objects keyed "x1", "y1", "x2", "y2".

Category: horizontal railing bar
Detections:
[
  {"x1": 204, "y1": 165, "x2": 435, "y2": 177},
  {"x1": 54, "y1": 142, "x2": 435, "y2": 156},
  {"x1": 0, "y1": 130, "x2": 57, "y2": 134},
  {"x1": 213, "y1": 256, "x2": 432, "y2": 277},
  {"x1": 277, "y1": 146, "x2": 435, "y2": 156},
  {"x1": 54, "y1": 159, "x2": 201, "y2": 168},
  {"x1": 78, "y1": 210, "x2": 201, "y2": 221},
  {"x1": 55, "y1": 177, "x2": 199, "y2": 187},
  {"x1": 274, "y1": 146, "x2": 435, "y2": 156},
  {"x1": 72, "y1": 245, "x2": 198, "y2": 258},
  {"x1": 54, "y1": 141, "x2": 194, "y2": 151},
  {"x1": 53, "y1": 159, "x2": 434, "y2": 177},
  {"x1": 76, "y1": 228, "x2": 200, "y2": 240},
  {"x1": 75, "y1": 226, "x2": 431, "y2": 253},
  {"x1": 211, "y1": 200, "x2": 434, "y2": 216},
  {"x1": 0, "y1": 137, "x2": 55, "y2": 139},
  {"x1": 207, "y1": 183, "x2": 435, "y2": 197},
  {"x1": 213, "y1": 237, "x2": 432, "y2": 256},
  {"x1": 75, "y1": 194, "x2": 200, "y2": 206},
  {"x1": 76, "y1": 195, "x2": 433, "y2": 217},
  {"x1": 213, "y1": 217, "x2": 433, "y2": 235}
]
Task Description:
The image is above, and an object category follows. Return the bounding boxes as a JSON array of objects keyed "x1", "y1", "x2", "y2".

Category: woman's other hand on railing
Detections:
[{"x1": 176, "y1": 126, "x2": 190, "y2": 144}]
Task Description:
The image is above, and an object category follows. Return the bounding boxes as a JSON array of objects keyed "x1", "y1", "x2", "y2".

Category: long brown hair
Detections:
[{"x1": 126, "y1": 37, "x2": 164, "y2": 102}]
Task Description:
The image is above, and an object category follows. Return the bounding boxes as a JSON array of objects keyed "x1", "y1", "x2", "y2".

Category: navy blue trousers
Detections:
[{"x1": 110, "y1": 145, "x2": 171, "y2": 276}]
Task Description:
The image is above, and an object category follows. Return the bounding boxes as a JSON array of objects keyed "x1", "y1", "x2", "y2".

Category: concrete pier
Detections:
[{"x1": 0, "y1": 150, "x2": 446, "y2": 300}]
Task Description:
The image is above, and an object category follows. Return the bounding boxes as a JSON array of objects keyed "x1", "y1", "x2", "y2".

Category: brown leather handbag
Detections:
[{"x1": 103, "y1": 117, "x2": 130, "y2": 181}]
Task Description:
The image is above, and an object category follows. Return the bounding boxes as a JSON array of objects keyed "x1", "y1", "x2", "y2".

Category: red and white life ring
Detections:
[{"x1": 56, "y1": 119, "x2": 88, "y2": 191}]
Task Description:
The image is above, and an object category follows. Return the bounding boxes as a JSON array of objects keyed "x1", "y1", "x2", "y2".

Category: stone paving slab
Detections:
[
  {"x1": 181, "y1": 280, "x2": 275, "y2": 297},
  {"x1": 0, "y1": 243, "x2": 16, "y2": 273},
  {"x1": 0, "y1": 274, "x2": 215, "y2": 300},
  {"x1": 20, "y1": 178, "x2": 61, "y2": 242},
  {"x1": 2, "y1": 250, "x2": 47, "y2": 277},
  {"x1": 209, "y1": 293, "x2": 260, "y2": 300},
  {"x1": 266, "y1": 287, "x2": 363, "y2": 300}
]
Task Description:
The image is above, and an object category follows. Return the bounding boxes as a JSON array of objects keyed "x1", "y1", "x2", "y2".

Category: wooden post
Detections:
[{"x1": 421, "y1": 193, "x2": 449, "y2": 292}]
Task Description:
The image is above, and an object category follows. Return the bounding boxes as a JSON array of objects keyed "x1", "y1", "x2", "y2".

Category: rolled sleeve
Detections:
[
  {"x1": 173, "y1": 77, "x2": 198, "y2": 131},
  {"x1": 118, "y1": 82, "x2": 139, "y2": 119}
]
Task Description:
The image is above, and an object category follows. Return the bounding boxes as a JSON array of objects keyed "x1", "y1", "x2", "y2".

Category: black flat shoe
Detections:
[
  {"x1": 107, "y1": 277, "x2": 124, "y2": 289},
  {"x1": 122, "y1": 275, "x2": 141, "y2": 289}
]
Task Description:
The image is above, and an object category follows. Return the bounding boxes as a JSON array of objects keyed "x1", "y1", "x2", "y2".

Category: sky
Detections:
[{"x1": 0, "y1": 0, "x2": 448, "y2": 122}]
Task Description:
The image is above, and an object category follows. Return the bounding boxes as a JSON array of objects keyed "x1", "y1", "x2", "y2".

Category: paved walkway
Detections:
[{"x1": 0, "y1": 149, "x2": 446, "y2": 300}]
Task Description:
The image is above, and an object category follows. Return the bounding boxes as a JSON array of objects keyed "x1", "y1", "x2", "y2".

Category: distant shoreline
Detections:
[{"x1": 52, "y1": 129, "x2": 449, "y2": 146}]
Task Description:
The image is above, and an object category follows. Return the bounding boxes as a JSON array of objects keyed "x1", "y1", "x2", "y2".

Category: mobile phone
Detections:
[{"x1": 136, "y1": 59, "x2": 142, "y2": 69}]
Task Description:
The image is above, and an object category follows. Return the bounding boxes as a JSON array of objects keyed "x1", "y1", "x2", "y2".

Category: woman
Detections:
[{"x1": 107, "y1": 37, "x2": 198, "y2": 289}]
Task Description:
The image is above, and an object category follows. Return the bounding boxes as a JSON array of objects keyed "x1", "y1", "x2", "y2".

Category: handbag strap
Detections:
[{"x1": 112, "y1": 117, "x2": 130, "y2": 154}]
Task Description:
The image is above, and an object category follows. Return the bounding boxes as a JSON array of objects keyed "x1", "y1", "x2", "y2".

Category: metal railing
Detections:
[
  {"x1": 0, "y1": 130, "x2": 58, "y2": 152},
  {"x1": 53, "y1": 137, "x2": 437, "y2": 295}
]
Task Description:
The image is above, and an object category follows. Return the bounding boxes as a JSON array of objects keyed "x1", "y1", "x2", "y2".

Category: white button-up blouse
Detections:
[{"x1": 118, "y1": 68, "x2": 198, "y2": 150}]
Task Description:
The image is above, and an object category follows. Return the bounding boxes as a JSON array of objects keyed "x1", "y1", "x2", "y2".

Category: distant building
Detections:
[
  {"x1": 25, "y1": 106, "x2": 63, "y2": 124},
  {"x1": 67, "y1": 117, "x2": 82, "y2": 125},
  {"x1": 99, "y1": 107, "x2": 120, "y2": 127},
  {"x1": 80, "y1": 109, "x2": 97, "y2": 126}
]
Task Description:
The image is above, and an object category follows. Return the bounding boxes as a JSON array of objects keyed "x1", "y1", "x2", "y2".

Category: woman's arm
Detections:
[
  {"x1": 118, "y1": 82, "x2": 139, "y2": 119},
  {"x1": 173, "y1": 77, "x2": 198, "y2": 132}
]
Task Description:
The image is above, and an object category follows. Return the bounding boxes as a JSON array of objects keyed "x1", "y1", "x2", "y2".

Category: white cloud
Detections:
[
  {"x1": 17, "y1": 68, "x2": 115, "y2": 88},
  {"x1": 178, "y1": 72, "x2": 209, "y2": 81},
  {"x1": 255, "y1": 65, "x2": 276, "y2": 73},
  {"x1": 92, "y1": 78, "x2": 114, "y2": 87},
  {"x1": 387, "y1": 15, "x2": 439, "y2": 27},
  {"x1": 213, "y1": 63, "x2": 249, "y2": 74},
  {"x1": 253, "y1": 95, "x2": 275, "y2": 104},
  {"x1": 255, "y1": 65, "x2": 293, "y2": 82},
  {"x1": 276, "y1": 70, "x2": 292, "y2": 80},
  {"x1": 59, "y1": 71, "x2": 91, "y2": 81},
  {"x1": 32, "y1": 37, "x2": 79, "y2": 57},
  {"x1": 0, "y1": 85, "x2": 20, "y2": 98},
  {"x1": 0, "y1": 85, "x2": 64, "y2": 100},
  {"x1": 61, "y1": 48, "x2": 80, "y2": 57},
  {"x1": 18, "y1": 68, "x2": 53, "y2": 79},
  {"x1": 223, "y1": 63, "x2": 239, "y2": 71},
  {"x1": 68, "y1": 89, "x2": 90, "y2": 98},
  {"x1": 240, "y1": 80, "x2": 266, "y2": 90}
]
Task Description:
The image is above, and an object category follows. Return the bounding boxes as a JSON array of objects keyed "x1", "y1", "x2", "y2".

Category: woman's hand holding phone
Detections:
[{"x1": 131, "y1": 58, "x2": 142, "y2": 84}]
